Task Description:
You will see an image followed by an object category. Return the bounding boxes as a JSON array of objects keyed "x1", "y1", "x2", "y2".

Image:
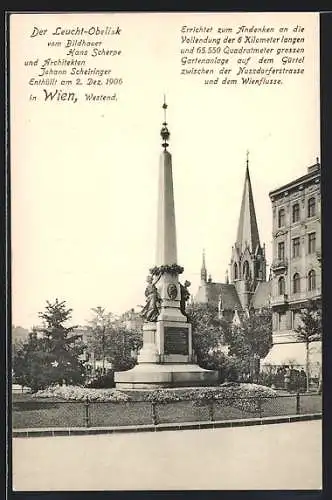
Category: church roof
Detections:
[
  {"x1": 197, "y1": 279, "x2": 271, "y2": 312},
  {"x1": 206, "y1": 282, "x2": 242, "y2": 310},
  {"x1": 236, "y1": 163, "x2": 261, "y2": 254},
  {"x1": 250, "y1": 281, "x2": 271, "y2": 309}
]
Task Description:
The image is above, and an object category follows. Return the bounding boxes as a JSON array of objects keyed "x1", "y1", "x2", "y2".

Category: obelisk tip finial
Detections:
[
  {"x1": 160, "y1": 96, "x2": 170, "y2": 150},
  {"x1": 246, "y1": 150, "x2": 249, "y2": 168}
]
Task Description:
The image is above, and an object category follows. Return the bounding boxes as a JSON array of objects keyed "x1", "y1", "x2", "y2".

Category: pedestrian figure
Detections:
[
  {"x1": 299, "y1": 368, "x2": 307, "y2": 393},
  {"x1": 290, "y1": 367, "x2": 299, "y2": 392},
  {"x1": 284, "y1": 366, "x2": 291, "y2": 392}
]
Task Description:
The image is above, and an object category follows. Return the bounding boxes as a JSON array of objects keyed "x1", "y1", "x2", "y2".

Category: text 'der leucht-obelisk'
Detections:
[{"x1": 115, "y1": 99, "x2": 218, "y2": 389}]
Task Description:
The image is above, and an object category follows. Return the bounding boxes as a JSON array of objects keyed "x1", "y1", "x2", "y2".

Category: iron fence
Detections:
[{"x1": 12, "y1": 392, "x2": 322, "y2": 429}]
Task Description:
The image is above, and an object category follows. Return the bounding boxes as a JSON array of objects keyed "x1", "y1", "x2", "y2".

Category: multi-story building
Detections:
[{"x1": 263, "y1": 159, "x2": 321, "y2": 371}]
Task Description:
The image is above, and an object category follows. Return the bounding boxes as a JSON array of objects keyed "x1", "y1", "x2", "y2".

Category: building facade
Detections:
[
  {"x1": 269, "y1": 159, "x2": 321, "y2": 343},
  {"x1": 263, "y1": 159, "x2": 321, "y2": 372}
]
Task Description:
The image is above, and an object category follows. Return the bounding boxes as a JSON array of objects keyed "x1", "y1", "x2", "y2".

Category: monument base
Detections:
[{"x1": 114, "y1": 363, "x2": 219, "y2": 389}]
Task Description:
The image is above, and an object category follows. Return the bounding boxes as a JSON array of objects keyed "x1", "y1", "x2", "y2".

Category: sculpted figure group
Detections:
[{"x1": 140, "y1": 274, "x2": 191, "y2": 322}]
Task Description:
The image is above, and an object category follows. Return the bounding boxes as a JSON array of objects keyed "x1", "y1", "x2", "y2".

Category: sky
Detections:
[{"x1": 10, "y1": 12, "x2": 320, "y2": 329}]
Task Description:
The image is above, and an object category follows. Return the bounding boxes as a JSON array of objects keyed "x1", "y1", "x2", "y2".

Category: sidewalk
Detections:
[{"x1": 12, "y1": 420, "x2": 322, "y2": 490}]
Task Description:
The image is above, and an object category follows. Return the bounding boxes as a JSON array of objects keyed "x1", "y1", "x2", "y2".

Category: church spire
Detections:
[
  {"x1": 235, "y1": 152, "x2": 261, "y2": 253},
  {"x1": 201, "y1": 249, "x2": 207, "y2": 283},
  {"x1": 225, "y1": 269, "x2": 229, "y2": 284}
]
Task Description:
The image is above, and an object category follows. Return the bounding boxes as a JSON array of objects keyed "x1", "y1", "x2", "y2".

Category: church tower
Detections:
[{"x1": 230, "y1": 152, "x2": 266, "y2": 309}]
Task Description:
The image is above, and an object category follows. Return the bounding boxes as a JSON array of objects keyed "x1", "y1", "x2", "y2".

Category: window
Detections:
[
  {"x1": 293, "y1": 273, "x2": 301, "y2": 294},
  {"x1": 243, "y1": 261, "x2": 249, "y2": 279},
  {"x1": 292, "y1": 203, "x2": 300, "y2": 223},
  {"x1": 308, "y1": 232, "x2": 316, "y2": 254},
  {"x1": 292, "y1": 310, "x2": 301, "y2": 329},
  {"x1": 308, "y1": 270, "x2": 316, "y2": 291},
  {"x1": 278, "y1": 276, "x2": 285, "y2": 295},
  {"x1": 278, "y1": 208, "x2": 285, "y2": 227},
  {"x1": 292, "y1": 237, "x2": 300, "y2": 258},
  {"x1": 255, "y1": 261, "x2": 262, "y2": 279},
  {"x1": 278, "y1": 241, "x2": 285, "y2": 260},
  {"x1": 278, "y1": 312, "x2": 287, "y2": 331},
  {"x1": 308, "y1": 197, "x2": 316, "y2": 217},
  {"x1": 234, "y1": 262, "x2": 238, "y2": 280}
]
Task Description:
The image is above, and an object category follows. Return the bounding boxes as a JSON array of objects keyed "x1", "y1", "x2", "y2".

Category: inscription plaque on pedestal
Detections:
[{"x1": 164, "y1": 326, "x2": 189, "y2": 355}]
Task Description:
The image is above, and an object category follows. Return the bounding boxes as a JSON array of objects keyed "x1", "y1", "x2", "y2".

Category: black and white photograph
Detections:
[{"x1": 9, "y1": 11, "x2": 322, "y2": 491}]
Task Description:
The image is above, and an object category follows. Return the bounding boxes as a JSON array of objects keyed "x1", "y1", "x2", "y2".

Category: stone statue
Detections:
[
  {"x1": 140, "y1": 275, "x2": 161, "y2": 322},
  {"x1": 180, "y1": 280, "x2": 191, "y2": 319}
]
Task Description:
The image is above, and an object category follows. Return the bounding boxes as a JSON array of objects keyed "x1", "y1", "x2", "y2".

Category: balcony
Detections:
[
  {"x1": 289, "y1": 291, "x2": 307, "y2": 301},
  {"x1": 270, "y1": 294, "x2": 288, "y2": 307},
  {"x1": 271, "y1": 258, "x2": 288, "y2": 273}
]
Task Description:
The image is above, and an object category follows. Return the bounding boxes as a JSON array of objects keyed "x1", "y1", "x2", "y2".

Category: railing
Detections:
[
  {"x1": 12, "y1": 393, "x2": 322, "y2": 429},
  {"x1": 270, "y1": 294, "x2": 288, "y2": 306},
  {"x1": 271, "y1": 258, "x2": 288, "y2": 271}
]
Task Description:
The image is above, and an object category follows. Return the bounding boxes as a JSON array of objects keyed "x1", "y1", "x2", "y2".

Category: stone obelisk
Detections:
[{"x1": 115, "y1": 99, "x2": 218, "y2": 389}]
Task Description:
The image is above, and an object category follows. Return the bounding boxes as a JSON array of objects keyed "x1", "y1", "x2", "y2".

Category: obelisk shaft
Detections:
[{"x1": 155, "y1": 149, "x2": 178, "y2": 266}]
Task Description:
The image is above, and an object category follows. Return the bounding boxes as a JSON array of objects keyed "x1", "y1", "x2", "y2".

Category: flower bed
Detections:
[
  {"x1": 31, "y1": 383, "x2": 276, "y2": 404},
  {"x1": 143, "y1": 383, "x2": 276, "y2": 403},
  {"x1": 32, "y1": 385, "x2": 130, "y2": 402}
]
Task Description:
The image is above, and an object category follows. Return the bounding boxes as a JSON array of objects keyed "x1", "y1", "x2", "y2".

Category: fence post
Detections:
[
  {"x1": 296, "y1": 392, "x2": 300, "y2": 415},
  {"x1": 84, "y1": 396, "x2": 90, "y2": 427},
  {"x1": 258, "y1": 396, "x2": 262, "y2": 419},
  {"x1": 208, "y1": 401, "x2": 215, "y2": 422},
  {"x1": 151, "y1": 402, "x2": 158, "y2": 426}
]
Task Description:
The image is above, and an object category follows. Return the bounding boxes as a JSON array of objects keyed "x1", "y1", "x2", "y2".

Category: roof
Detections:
[
  {"x1": 269, "y1": 162, "x2": 320, "y2": 198},
  {"x1": 236, "y1": 165, "x2": 261, "y2": 254},
  {"x1": 250, "y1": 281, "x2": 272, "y2": 309},
  {"x1": 206, "y1": 282, "x2": 242, "y2": 310}
]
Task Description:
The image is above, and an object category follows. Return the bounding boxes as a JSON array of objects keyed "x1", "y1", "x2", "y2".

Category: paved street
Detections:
[{"x1": 12, "y1": 421, "x2": 321, "y2": 491}]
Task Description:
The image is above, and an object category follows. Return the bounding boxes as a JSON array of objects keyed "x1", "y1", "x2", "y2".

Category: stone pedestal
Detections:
[
  {"x1": 115, "y1": 311, "x2": 218, "y2": 388},
  {"x1": 115, "y1": 362, "x2": 218, "y2": 389},
  {"x1": 137, "y1": 323, "x2": 159, "y2": 364}
]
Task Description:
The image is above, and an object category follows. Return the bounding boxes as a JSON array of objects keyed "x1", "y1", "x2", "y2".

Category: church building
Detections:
[{"x1": 195, "y1": 155, "x2": 271, "y2": 319}]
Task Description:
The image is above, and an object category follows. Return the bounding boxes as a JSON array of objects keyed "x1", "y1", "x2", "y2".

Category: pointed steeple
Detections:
[
  {"x1": 225, "y1": 269, "x2": 229, "y2": 284},
  {"x1": 200, "y1": 249, "x2": 207, "y2": 283},
  {"x1": 235, "y1": 151, "x2": 260, "y2": 253}
]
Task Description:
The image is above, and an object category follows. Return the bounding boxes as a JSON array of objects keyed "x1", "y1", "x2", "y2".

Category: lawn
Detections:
[{"x1": 12, "y1": 392, "x2": 322, "y2": 429}]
